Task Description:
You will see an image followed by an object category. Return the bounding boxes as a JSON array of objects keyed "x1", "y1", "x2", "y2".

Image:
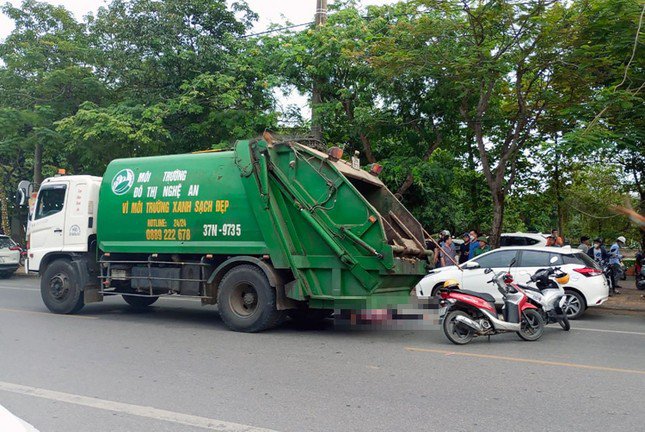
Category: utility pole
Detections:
[{"x1": 311, "y1": 0, "x2": 327, "y2": 142}]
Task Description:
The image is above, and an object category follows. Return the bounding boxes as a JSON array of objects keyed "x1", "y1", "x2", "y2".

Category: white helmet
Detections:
[{"x1": 617, "y1": 236, "x2": 626, "y2": 244}]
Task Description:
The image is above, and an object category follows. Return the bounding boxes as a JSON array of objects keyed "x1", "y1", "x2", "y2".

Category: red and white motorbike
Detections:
[{"x1": 440, "y1": 265, "x2": 545, "y2": 345}]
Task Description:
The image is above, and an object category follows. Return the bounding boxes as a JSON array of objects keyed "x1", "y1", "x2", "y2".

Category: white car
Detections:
[
  {"x1": 500, "y1": 232, "x2": 548, "y2": 247},
  {"x1": 0, "y1": 235, "x2": 21, "y2": 278},
  {"x1": 416, "y1": 246, "x2": 609, "y2": 319}
]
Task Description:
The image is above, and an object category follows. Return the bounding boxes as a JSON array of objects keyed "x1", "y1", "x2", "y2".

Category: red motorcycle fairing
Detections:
[
  {"x1": 449, "y1": 292, "x2": 496, "y2": 313},
  {"x1": 511, "y1": 284, "x2": 538, "y2": 311}
]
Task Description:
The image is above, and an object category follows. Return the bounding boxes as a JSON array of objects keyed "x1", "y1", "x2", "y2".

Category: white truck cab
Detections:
[{"x1": 27, "y1": 175, "x2": 102, "y2": 272}]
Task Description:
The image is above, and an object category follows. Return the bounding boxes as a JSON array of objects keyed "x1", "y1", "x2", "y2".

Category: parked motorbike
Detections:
[
  {"x1": 440, "y1": 265, "x2": 545, "y2": 345},
  {"x1": 636, "y1": 253, "x2": 645, "y2": 291},
  {"x1": 598, "y1": 259, "x2": 615, "y2": 292},
  {"x1": 520, "y1": 261, "x2": 570, "y2": 331}
]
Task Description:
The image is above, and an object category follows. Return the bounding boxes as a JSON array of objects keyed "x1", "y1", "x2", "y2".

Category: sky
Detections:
[
  {"x1": 0, "y1": 0, "x2": 397, "y2": 40},
  {"x1": 0, "y1": 0, "x2": 398, "y2": 119}
]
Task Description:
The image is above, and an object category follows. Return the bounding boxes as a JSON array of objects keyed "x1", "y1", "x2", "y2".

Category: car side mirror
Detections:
[
  {"x1": 550, "y1": 256, "x2": 558, "y2": 264},
  {"x1": 464, "y1": 261, "x2": 480, "y2": 270}
]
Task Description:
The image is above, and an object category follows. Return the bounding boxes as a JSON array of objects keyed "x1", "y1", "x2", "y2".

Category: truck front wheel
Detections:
[
  {"x1": 41, "y1": 259, "x2": 84, "y2": 314},
  {"x1": 217, "y1": 265, "x2": 283, "y2": 332}
]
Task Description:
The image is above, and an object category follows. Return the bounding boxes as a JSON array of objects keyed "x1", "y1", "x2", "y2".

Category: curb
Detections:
[{"x1": 597, "y1": 304, "x2": 645, "y2": 313}]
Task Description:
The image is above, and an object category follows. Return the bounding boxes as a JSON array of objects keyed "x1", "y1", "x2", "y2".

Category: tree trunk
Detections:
[
  {"x1": 490, "y1": 191, "x2": 505, "y2": 249},
  {"x1": 359, "y1": 133, "x2": 376, "y2": 164},
  {"x1": 0, "y1": 185, "x2": 11, "y2": 236},
  {"x1": 554, "y1": 160, "x2": 564, "y2": 237},
  {"x1": 395, "y1": 172, "x2": 415, "y2": 198},
  {"x1": 310, "y1": 0, "x2": 328, "y2": 143},
  {"x1": 311, "y1": 85, "x2": 323, "y2": 142},
  {"x1": 33, "y1": 142, "x2": 43, "y2": 189}
]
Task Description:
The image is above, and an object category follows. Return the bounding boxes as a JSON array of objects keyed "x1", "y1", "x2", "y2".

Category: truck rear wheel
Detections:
[
  {"x1": 123, "y1": 295, "x2": 159, "y2": 308},
  {"x1": 41, "y1": 259, "x2": 84, "y2": 314},
  {"x1": 217, "y1": 265, "x2": 283, "y2": 332}
]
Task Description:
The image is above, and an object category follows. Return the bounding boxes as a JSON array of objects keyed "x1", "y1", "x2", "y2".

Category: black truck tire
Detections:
[
  {"x1": 41, "y1": 259, "x2": 85, "y2": 314},
  {"x1": 217, "y1": 265, "x2": 283, "y2": 332},
  {"x1": 123, "y1": 295, "x2": 159, "y2": 308}
]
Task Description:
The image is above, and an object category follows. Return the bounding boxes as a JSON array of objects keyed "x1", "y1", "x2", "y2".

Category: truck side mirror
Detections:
[{"x1": 17, "y1": 180, "x2": 33, "y2": 207}]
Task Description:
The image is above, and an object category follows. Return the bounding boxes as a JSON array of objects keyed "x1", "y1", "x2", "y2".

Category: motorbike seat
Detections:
[
  {"x1": 517, "y1": 283, "x2": 539, "y2": 292},
  {"x1": 457, "y1": 290, "x2": 496, "y2": 304}
]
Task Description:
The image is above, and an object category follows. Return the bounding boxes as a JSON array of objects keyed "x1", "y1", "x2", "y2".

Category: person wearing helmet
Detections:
[{"x1": 609, "y1": 236, "x2": 626, "y2": 293}]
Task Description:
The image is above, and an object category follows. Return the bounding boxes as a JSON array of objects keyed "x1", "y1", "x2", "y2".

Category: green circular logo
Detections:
[{"x1": 111, "y1": 169, "x2": 134, "y2": 195}]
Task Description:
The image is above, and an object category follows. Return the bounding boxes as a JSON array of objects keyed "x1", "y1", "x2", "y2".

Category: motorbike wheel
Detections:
[
  {"x1": 557, "y1": 314, "x2": 570, "y2": 331},
  {"x1": 517, "y1": 309, "x2": 545, "y2": 341},
  {"x1": 443, "y1": 310, "x2": 475, "y2": 345}
]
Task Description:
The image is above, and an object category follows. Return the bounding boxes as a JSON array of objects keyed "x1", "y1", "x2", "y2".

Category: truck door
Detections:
[{"x1": 28, "y1": 183, "x2": 68, "y2": 271}]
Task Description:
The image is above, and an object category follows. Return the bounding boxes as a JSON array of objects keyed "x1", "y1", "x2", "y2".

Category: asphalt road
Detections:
[{"x1": 1, "y1": 274, "x2": 644, "y2": 432}]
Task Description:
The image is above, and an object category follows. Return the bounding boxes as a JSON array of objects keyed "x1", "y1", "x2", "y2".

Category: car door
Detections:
[
  {"x1": 513, "y1": 250, "x2": 563, "y2": 285},
  {"x1": 28, "y1": 183, "x2": 68, "y2": 271},
  {"x1": 0, "y1": 237, "x2": 16, "y2": 267},
  {"x1": 461, "y1": 249, "x2": 519, "y2": 302}
]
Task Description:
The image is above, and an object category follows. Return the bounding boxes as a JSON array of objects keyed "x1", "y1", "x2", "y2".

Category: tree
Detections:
[{"x1": 371, "y1": 1, "x2": 587, "y2": 247}]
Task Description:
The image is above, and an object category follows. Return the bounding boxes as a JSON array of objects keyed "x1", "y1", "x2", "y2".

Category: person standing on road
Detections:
[
  {"x1": 473, "y1": 236, "x2": 490, "y2": 257},
  {"x1": 434, "y1": 230, "x2": 451, "y2": 268},
  {"x1": 459, "y1": 232, "x2": 471, "y2": 263},
  {"x1": 609, "y1": 236, "x2": 626, "y2": 292},
  {"x1": 468, "y1": 230, "x2": 479, "y2": 259},
  {"x1": 546, "y1": 229, "x2": 564, "y2": 247},
  {"x1": 440, "y1": 236, "x2": 458, "y2": 267},
  {"x1": 577, "y1": 236, "x2": 591, "y2": 254},
  {"x1": 587, "y1": 238, "x2": 609, "y2": 263}
]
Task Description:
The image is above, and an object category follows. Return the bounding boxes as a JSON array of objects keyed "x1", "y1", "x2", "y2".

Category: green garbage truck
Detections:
[{"x1": 27, "y1": 137, "x2": 430, "y2": 332}]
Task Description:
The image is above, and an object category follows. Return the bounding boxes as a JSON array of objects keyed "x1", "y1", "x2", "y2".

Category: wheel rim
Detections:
[
  {"x1": 447, "y1": 314, "x2": 472, "y2": 342},
  {"x1": 228, "y1": 282, "x2": 258, "y2": 318},
  {"x1": 49, "y1": 272, "x2": 70, "y2": 301},
  {"x1": 521, "y1": 312, "x2": 540, "y2": 336},
  {"x1": 562, "y1": 293, "x2": 581, "y2": 317}
]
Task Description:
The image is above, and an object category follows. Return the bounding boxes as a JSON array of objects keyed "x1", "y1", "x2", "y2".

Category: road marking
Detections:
[
  {"x1": 573, "y1": 327, "x2": 645, "y2": 336},
  {"x1": 0, "y1": 307, "x2": 97, "y2": 320},
  {"x1": 405, "y1": 347, "x2": 645, "y2": 375},
  {"x1": 0, "y1": 285, "x2": 39, "y2": 292},
  {"x1": 0, "y1": 381, "x2": 280, "y2": 432}
]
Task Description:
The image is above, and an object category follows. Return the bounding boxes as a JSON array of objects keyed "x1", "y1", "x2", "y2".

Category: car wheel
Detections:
[
  {"x1": 430, "y1": 283, "x2": 445, "y2": 297},
  {"x1": 562, "y1": 290, "x2": 586, "y2": 320}
]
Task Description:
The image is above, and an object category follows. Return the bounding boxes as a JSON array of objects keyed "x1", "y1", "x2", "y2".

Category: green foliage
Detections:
[{"x1": 0, "y1": 0, "x2": 642, "y2": 247}]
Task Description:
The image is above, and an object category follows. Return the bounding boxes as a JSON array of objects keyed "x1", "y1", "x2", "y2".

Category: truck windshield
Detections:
[{"x1": 35, "y1": 185, "x2": 67, "y2": 219}]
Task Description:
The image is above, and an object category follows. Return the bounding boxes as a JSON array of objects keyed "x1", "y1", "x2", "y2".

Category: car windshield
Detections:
[
  {"x1": 0, "y1": 237, "x2": 13, "y2": 249},
  {"x1": 563, "y1": 252, "x2": 600, "y2": 269}
]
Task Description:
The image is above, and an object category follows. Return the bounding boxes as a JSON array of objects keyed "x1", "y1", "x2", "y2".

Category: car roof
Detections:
[
  {"x1": 501, "y1": 232, "x2": 547, "y2": 239},
  {"x1": 482, "y1": 245, "x2": 579, "y2": 255}
]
